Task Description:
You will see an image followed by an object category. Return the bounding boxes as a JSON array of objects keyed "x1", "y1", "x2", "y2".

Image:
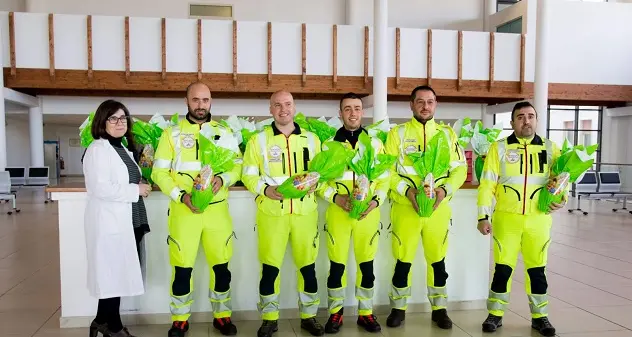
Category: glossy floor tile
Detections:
[{"x1": 0, "y1": 186, "x2": 631, "y2": 336}]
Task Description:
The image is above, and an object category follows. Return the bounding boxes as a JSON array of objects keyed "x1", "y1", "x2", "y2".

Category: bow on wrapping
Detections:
[
  {"x1": 470, "y1": 121, "x2": 503, "y2": 182},
  {"x1": 131, "y1": 113, "x2": 179, "y2": 183}
]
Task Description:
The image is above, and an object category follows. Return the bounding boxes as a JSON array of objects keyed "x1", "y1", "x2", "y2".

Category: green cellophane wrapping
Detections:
[
  {"x1": 407, "y1": 131, "x2": 452, "y2": 217},
  {"x1": 277, "y1": 142, "x2": 353, "y2": 199},
  {"x1": 295, "y1": 113, "x2": 338, "y2": 143},
  {"x1": 537, "y1": 141, "x2": 598, "y2": 212},
  {"x1": 347, "y1": 132, "x2": 397, "y2": 219},
  {"x1": 451, "y1": 117, "x2": 474, "y2": 149},
  {"x1": 220, "y1": 115, "x2": 258, "y2": 153},
  {"x1": 191, "y1": 124, "x2": 241, "y2": 212},
  {"x1": 79, "y1": 112, "x2": 96, "y2": 148},
  {"x1": 470, "y1": 121, "x2": 503, "y2": 182},
  {"x1": 131, "y1": 113, "x2": 173, "y2": 183},
  {"x1": 366, "y1": 119, "x2": 395, "y2": 145}
]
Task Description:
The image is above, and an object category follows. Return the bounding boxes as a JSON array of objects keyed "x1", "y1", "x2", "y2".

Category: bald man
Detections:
[
  {"x1": 152, "y1": 82, "x2": 243, "y2": 337},
  {"x1": 242, "y1": 90, "x2": 325, "y2": 337}
]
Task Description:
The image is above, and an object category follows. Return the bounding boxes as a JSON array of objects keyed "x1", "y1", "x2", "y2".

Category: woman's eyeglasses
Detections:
[{"x1": 107, "y1": 116, "x2": 129, "y2": 125}]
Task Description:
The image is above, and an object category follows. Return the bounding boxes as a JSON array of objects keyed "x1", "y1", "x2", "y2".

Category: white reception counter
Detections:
[{"x1": 49, "y1": 184, "x2": 490, "y2": 328}]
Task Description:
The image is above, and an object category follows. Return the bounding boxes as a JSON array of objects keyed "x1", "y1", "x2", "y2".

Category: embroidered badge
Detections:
[
  {"x1": 505, "y1": 149, "x2": 520, "y2": 164},
  {"x1": 182, "y1": 134, "x2": 196, "y2": 149},
  {"x1": 269, "y1": 145, "x2": 282, "y2": 162},
  {"x1": 405, "y1": 145, "x2": 417, "y2": 154}
]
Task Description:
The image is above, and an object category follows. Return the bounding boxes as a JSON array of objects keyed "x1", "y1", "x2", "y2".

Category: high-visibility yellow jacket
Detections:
[
  {"x1": 477, "y1": 133, "x2": 562, "y2": 219},
  {"x1": 318, "y1": 127, "x2": 390, "y2": 207},
  {"x1": 241, "y1": 122, "x2": 321, "y2": 217},
  {"x1": 384, "y1": 118, "x2": 467, "y2": 206},
  {"x1": 151, "y1": 117, "x2": 243, "y2": 203}
]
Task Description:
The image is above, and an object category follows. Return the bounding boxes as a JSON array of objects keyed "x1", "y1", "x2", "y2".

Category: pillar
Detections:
[
  {"x1": 533, "y1": 0, "x2": 550, "y2": 137},
  {"x1": 346, "y1": 0, "x2": 365, "y2": 26},
  {"x1": 372, "y1": 0, "x2": 388, "y2": 123},
  {"x1": 0, "y1": 24, "x2": 7, "y2": 171},
  {"x1": 481, "y1": 105, "x2": 495, "y2": 129},
  {"x1": 29, "y1": 104, "x2": 45, "y2": 167},
  {"x1": 485, "y1": 0, "x2": 497, "y2": 31}
]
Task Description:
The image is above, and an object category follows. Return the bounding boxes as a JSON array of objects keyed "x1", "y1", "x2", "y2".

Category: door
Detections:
[{"x1": 44, "y1": 141, "x2": 60, "y2": 183}]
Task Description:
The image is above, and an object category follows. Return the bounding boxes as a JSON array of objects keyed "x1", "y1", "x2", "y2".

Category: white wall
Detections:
[
  {"x1": 0, "y1": 0, "x2": 25, "y2": 12},
  {"x1": 5, "y1": 114, "x2": 31, "y2": 168}
]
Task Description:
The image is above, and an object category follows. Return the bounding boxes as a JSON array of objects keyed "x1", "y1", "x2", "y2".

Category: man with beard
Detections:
[
  {"x1": 152, "y1": 82, "x2": 243, "y2": 337},
  {"x1": 383, "y1": 85, "x2": 467, "y2": 330},
  {"x1": 477, "y1": 101, "x2": 564, "y2": 336}
]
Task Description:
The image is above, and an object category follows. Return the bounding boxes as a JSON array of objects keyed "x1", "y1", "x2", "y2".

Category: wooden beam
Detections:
[
  {"x1": 9, "y1": 12, "x2": 16, "y2": 77},
  {"x1": 302, "y1": 23, "x2": 307, "y2": 87},
  {"x1": 427, "y1": 29, "x2": 432, "y2": 87},
  {"x1": 232, "y1": 21, "x2": 237, "y2": 85},
  {"x1": 520, "y1": 33, "x2": 526, "y2": 93},
  {"x1": 333, "y1": 24, "x2": 337, "y2": 88},
  {"x1": 489, "y1": 32, "x2": 495, "y2": 91},
  {"x1": 48, "y1": 14, "x2": 55, "y2": 79},
  {"x1": 87, "y1": 15, "x2": 93, "y2": 80},
  {"x1": 161, "y1": 18, "x2": 166, "y2": 81},
  {"x1": 457, "y1": 31, "x2": 463, "y2": 91},
  {"x1": 267, "y1": 22, "x2": 272, "y2": 85},
  {"x1": 124, "y1": 16, "x2": 130, "y2": 82},
  {"x1": 364, "y1": 26, "x2": 369, "y2": 88},
  {"x1": 197, "y1": 19, "x2": 202, "y2": 81},
  {"x1": 395, "y1": 27, "x2": 400, "y2": 88}
]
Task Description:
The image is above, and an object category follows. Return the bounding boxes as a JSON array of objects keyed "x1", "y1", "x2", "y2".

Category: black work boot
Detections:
[
  {"x1": 301, "y1": 317, "x2": 325, "y2": 336},
  {"x1": 257, "y1": 320, "x2": 278, "y2": 337},
  {"x1": 532, "y1": 317, "x2": 556, "y2": 336},
  {"x1": 324, "y1": 308, "x2": 343, "y2": 334},
  {"x1": 386, "y1": 308, "x2": 405, "y2": 327},
  {"x1": 168, "y1": 321, "x2": 189, "y2": 337},
  {"x1": 213, "y1": 317, "x2": 237, "y2": 336},
  {"x1": 431, "y1": 309, "x2": 453, "y2": 329},
  {"x1": 357, "y1": 314, "x2": 381, "y2": 333},
  {"x1": 482, "y1": 314, "x2": 503, "y2": 332}
]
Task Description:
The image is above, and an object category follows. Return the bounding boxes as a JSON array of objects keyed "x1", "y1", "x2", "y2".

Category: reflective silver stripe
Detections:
[
  {"x1": 429, "y1": 296, "x2": 448, "y2": 308},
  {"x1": 336, "y1": 171, "x2": 355, "y2": 181},
  {"x1": 376, "y1": 190, "x2": 387, "y2": 204},
  {"x1": 545, "y1": 139, "x2": 553, "y2": 166},
  {"x1": 389, "y1": 285, "x2": 410, "y2": 310},
  {"x1": 478, "y1": 206, "x2": 493, "y2": 217},
  {"x1": 397, "y1": 181, "x2": 409, "y2": 196},
  {"x1": 175, "y1": 162, "x2": 202, "y2": 172},
  {"x1": 210, "y1": 290, "x2": 232, "y2": 313},
  {"x1": 397, "y1": 166, "x2": 417, "y2": 175},
  {"x1": 219, "y1": 173, "x2": 231, "y2": 187},
  {"x1": 258, "y1": 294, "x2": 279, "y2": 314},
  {"x1": 489, "y1": 290, "x2": 510, "y2": 303},
  {"x1": 170, "y1": 293, "x2": 192, "y2": 315},
  {"x1": 356, "y1": 286, "x2": 374, "y2": 300},
  {"x1": 323, "y1": 187, "x2": 336, "y2": 201},
  {"x1": 427, "y1": 286, "x2": 447, "y2": 297},
  {"x1": 171, "y1": 126, "x2": 183, "y2": 171},
  {"x1": 398, "y1": 126, "x2": 407, "y2": 168},
  {"x1": 450, "y1": 160, "x2": 464, "y2": 169},
  {"x1": 481, "y1": 170, "x2": 498, "y2": 182},
  {"x1": 528, "y1": 294, "x2": 548, "y2": 315},
  {"x1": 258, "y1": 133, "x2": 270, "y2": 176},
  {"x1": 170, "y1": 187, "x2": 182, "y2": 201},
  {"x1": 487, "y1": 299, "x2": 506, "y2": 312},
  {"x1": 376, "y1": 170, "x2": 389, "y2": 179},
  {"x1": 256, "y1": 180, "x2": 267, "y2": 194},
  {"x1": 498, "y1": 176, "x2": 548, "y2": 186},
  {"x1": 327, "y1": 288, "x2": 345, "y2": 313},
  {"x1": 443, "y1": 183, "x2": 453, "y2": 196},
  {"x1": 497, "y1": 141, "x2": 507, "y2": 177},
  {"x1": 153, "y1": 159, "x2": 171, "y2": 169},
  {"x1": 299, "y1": 292, "x2": 320, "y2": 316},
  {"x1": 263, "y1": 176, "x2": 288, "y2": 185},
  {"x1": 306, "y1": 132, "x2": 316, "y2": 155},
  {"x1": 244, "y1": 165, "x2": 260, "y2": 176}
]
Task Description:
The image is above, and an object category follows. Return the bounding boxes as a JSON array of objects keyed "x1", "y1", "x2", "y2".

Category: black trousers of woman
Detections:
[{"x1": 95, "y1": 297, "x2": 123, "y2": 332}]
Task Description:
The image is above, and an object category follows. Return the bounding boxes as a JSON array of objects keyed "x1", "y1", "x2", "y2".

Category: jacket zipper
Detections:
[
  {"x1": 286, "y1": 136, "x2": 293, "y2": 214},
  {"x1": 422, "y1": 123, "x2": 427, "y2": 149},
  {"x1": 522, "y1": 145, "x2": 528, "y2": 215}
]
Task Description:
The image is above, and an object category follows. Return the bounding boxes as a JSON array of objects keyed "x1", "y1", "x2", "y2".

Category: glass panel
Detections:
[
  {"x1": 549, "y1": 105, "x2": 576, "y2": 110},
  {"x1": 578, "y1": 110, "x2": 600, "y2": 130},
  {"x1": 549, "y1": 109, "x2": 576, "y2": 131},
  {"x1": 189, "y1": 4, "x2": 233, "y2": 17},
  {"x1": 494, "y1": 112, "x2": 512, "y2": 130},
  {"x1": 548, "y1": 130, "x2": 575, "y2": 148},
  {"x1": 577, "y1": 131, "x2": 600, "y2": 149}
]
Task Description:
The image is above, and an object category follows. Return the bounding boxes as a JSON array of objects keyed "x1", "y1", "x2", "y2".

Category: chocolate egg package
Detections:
[{"x1": 131, "y1": 113, "x2": 178, "y2": 184}]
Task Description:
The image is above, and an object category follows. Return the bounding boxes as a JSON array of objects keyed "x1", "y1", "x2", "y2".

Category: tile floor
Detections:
[{"x1": 1, "y1": 186, "x2": 631, "y2": 337}]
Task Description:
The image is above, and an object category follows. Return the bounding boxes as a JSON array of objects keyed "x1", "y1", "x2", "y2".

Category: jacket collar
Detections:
[
  {"x1": 333, "y1": 126, "x2": 366, "y2": 143},
  {"x1": 410, "y1": 116, "x2": 438, "y2": 133},
  {"x1": 271, "y1": 121, "x2": 302, "y2": 136},
  {"x1": 507, "y1": 133, "x2": 544, "y2": 145},
  {"x1": 185, "y1": 113, "x2": 211, "y2": 125}
]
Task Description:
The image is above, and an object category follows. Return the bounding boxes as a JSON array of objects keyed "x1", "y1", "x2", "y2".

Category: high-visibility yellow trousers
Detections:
[
  {"x1": 256, "y1": 209, "x2": 320, "y2": 321},
  {"x1": 487, "y1": 211, "x2": 552, "y2": 319},
  {"x1": 324, "y1": 204, "x2": 381, "y2": 316},
  {"x1": 389, "y1": 201, "x2": 451, "y2": 311},
  {"x1": 167, "y1": 201, "x2": 235, "y2": 322}
]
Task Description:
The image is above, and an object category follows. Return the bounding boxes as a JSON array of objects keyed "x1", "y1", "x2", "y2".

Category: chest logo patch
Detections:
[
  {"x1": 405, "y1": 145, "x2": 417, "y2": 154},
  {"x1": 505, "y1": 149, "x2": 520, "y2": 164},
  {"x1": 269, "y1": 145, "x2": 283, "y2": 162},
  {"x1": 181, "y1": 134, "x2": 196, "y2": 149}
]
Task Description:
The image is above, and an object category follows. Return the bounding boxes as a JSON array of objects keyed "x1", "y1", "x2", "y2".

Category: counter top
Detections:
[{"x1": 46, "y1": 182, "x2": 479, "y2": 193}]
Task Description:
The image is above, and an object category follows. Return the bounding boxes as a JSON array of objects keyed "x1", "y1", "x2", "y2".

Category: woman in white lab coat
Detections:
[{"x1": 83, "y1": 100, "x2": 152, "y2": 337}]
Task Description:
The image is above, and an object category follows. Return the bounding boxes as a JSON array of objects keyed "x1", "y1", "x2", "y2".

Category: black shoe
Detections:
[
  {"x1": 213, "y1": 317, "x2": 237, "y2": 336},
  {"x1": 431, "y1": 309, "x2": 453, "y2": 329},
  {"x1": 301, "y1": 317, "x2": 325, "y2": 336},
  {"x1": 482, "y1": 314, "x2": 503, "y2": 332},
  {"x1": 357, "y1": 315, "x2": 381, "y2": 333},
  {"x1": 532, "y1": 317, "x2": 556, "y2": 336},
  {"x1": 386, "y1": 309, "x2": 405, "y2": 328},
  {"x1": 89, "y1": 320, "x2": 111, "y2": 337},
  {"x1": 257, "y1": 320, "x2": 278, "y2": 337},
  {"x1": 168, "y1": 321, "x2": 189, "y2": 337},
  {"x1": 324, "y1": 309, "x2": 343, "y2": 334}
]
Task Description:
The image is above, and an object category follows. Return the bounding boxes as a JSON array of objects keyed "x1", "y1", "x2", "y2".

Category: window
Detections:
[
  {"x1": 496, "y1": 17, "x2": 522, "y2": 34},
  {"x1": 493, "y1": 112, "x2": 515, "y2": 140},
  {"x1": 547, "y1": 105, "x2": 602, "y2": 170},
  {"x1": 189, "y1": 4, "x2": 233, "y2": 19},
  {"x1": 497, "y1": 0, "x2": 521, "y2": 12}
]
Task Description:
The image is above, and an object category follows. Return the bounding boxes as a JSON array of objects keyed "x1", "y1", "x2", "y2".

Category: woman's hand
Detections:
[{"x1": 139, "y1": 184, "x2": 151, "y2": 198}]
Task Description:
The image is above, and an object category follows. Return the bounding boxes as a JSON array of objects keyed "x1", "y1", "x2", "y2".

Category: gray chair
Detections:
[{"x1": 0, "y1": 171, "x2": 20, "y2": 215}]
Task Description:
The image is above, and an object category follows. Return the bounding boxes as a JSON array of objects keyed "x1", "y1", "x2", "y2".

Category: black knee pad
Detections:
[
  {"x1": 392, "y1": 260, "x2": 412, "y2": 289},
  {"x1": 527, "y1": 267, "x2": 548, "y2": 295},
  {"x1": 490, "y1": 264, "x2": 513, "y2": 293},
  {"x1": 327, "y1": 261, "x2": 345, "y2": 289},
  {"x1": 359, "y1": 261, "x2": 375, "y2": 289},
  {"x1": 300, "y1": 263, "x2": 318, "y2": 293},
  {"x1": 212, "y1": 262, "x2": 231, "y2": 293},
  {"x1": 431, "y1": 258, "x2": 448, "y2": 287},
  {"x1": 259, "y1": 264, "x2": 279, "y2": 296},
  {"x1": 172, "y1": 267, "x2": 193, "y2": 296}
]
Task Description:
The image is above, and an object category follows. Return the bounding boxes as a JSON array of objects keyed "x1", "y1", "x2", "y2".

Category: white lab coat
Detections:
[{"x1": 83, "y1": 138, "x2": 145, "y2": 299}]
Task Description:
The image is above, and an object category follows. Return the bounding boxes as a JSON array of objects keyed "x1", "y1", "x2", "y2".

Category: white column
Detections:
[
  {"x1": 484, "y1": 0, "x2": 497, "y2": 31},
  {"x1": 0, "y1": 24, "x2": 7, "y2": 171},
  {"x1": 481, "y1": 105, "x2": 495, "y2": 129},
  {"x1": 29, "y1": 104, "x2": 45, "y2": 167},
  {"x1": 372, "y1": 0, "x2": 388, "y2": 123},
  {"x1": 346, "y1": 0, "x2": 364, "y2": 26},
  {"x1": 533, "y1": 0, "x2": 550, "y2": 137}
]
